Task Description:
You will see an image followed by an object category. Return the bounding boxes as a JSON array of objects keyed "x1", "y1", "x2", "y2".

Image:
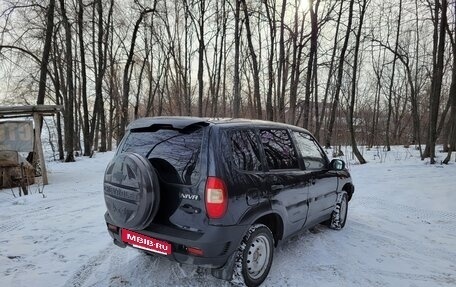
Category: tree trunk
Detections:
[
  {"x1": 36, "y1": 0, "x2": 55, "y2": 107},
  {"x1": 197, "y1": 0, "x2": 205, "y2": 117},
  {"x1": 326, "y1": 0, "x2": 355, "y2": 148},
  {"x1": 134, "y1": 54, "x2": 148, "y2": 119},
  {"x1": 241, "y1": 0, "x2": 262, "y2": 119},
  {"x1": 263, "y1": 0, "x2": 276, "y2": 121},
  {"x1": 52, "y1": 46, "x2": 64, "y2": 161},
  {"x1": 233, "y1": 0, "x2": 241, "y2": 118},
  {"x1": 443, "y1": 60, "x2": 456, "y2": 163},
  {"x1": 77, "y1": 0, "x2": 91, "y2": 156},
  {"x1": 425, "y1": 0, "x2": 448, "y2": 163},
  {"x1": 303, "y1": 0, "x2": 318, "y2": 129},
  {"x1": 319, "y1": 0, "x2": 343, "y2": 141},
  {"x1": 347, "y1": 0, "x2": 367, "y2": 165},
  {"x1": 58, "y1": 0, "x2": 75, "y2": 162},
  {"x1": 288, "y1": 0, "x2": 300, "y2": 125},
  {"x1": 120, "y1": 5, "x2": 156, "y2": 139},
  {"x1": 212, "y1": 0, "x2": 227, "y2": 117},
  {"x1": 443, "y1": 4, "x2": 456, "y2": 164},
  {"x1": 385, "y1": 0, "x2": 402, "y2": 152},
  {"x1": 107, "y1": 6, "x2": 115, "y2": 150},
  {"x1": 276, "y1": 0, "x2": 287, "y2": 122},
  {"x1": 98, "y1": 0, "x2": 113, "y2": 153}
]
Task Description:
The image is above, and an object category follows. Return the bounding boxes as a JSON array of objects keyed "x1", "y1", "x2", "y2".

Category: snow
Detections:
[{"x1": 1, "y1": 147, "x2": 456, "y2": 287}]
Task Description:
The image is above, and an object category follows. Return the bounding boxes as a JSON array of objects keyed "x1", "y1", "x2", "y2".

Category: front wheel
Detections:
[
  {"x1": 232, "y1": 224, "x2": 274, "y2": 287},
  {"x1": 328, "y1": 192, "x2": 348, "y2": 230}
]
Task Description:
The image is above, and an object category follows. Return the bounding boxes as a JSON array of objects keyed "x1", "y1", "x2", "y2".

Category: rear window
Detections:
[{"x1": 120, "y1": 128, "x2": 203, "y2": 185}]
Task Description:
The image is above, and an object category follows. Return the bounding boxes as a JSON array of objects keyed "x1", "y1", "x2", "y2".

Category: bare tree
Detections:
[
  {"x1": 241, "y1": 0, "x2": 262, "y2": 119},
  {"x1": 197, "y1": 0, "x2": 206, "y2": 117},
  {"x1": 233, "y1": 0, "x2": 241, "y2": 118},
  {"x1": 276, "y1": 0, "x2": 287, "y2": 122},
  {"x1": 263, "y1": 0, "x2": 276, "y2": 121},
  {"x1": 36, "y1": 0, "x2": 55, "y2": 108},
  {"x1": 76, "y1": 0, "x2": 90, "y2": 156},
  {"x1": 347, "y1": 0, "x2": 369, "y2": 164},
  {"x1": 443, "y1": 2, "x2": 456, "y2": 164},
  {"x1": 318, "y1": 0, "x2": 343, "y2": 141},
  {"x1": 119, "y1": 2, "x2": 157, "y2": 139},
  {"x1": 385, "y1": 0, "x2": 402, "y2": 151},
  {"x1": 326, "y1": 0, "x2": 355, "y2": 148},
  {"x1": 424, "y1": 0, "x2": 448, "y2": 164},
  {"x1": 58, "y1": 0, "x2": 75, "y2": 162},
  {"x1": 303, "y1": 0, "x2": 319, "y2": 129}
]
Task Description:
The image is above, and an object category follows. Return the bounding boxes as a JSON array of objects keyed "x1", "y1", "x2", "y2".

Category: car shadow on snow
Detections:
[
  {"x1": 104, "y1": 250, "x2": 231, "y2": 287},
  {"x1": 87, "y1": 225, "x2": 341, "y2": 287}
]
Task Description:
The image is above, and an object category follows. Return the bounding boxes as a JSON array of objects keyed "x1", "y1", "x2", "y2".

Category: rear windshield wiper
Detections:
[
  {"x1": 144, "y1": 133, "x2": 186, "y2": 158},
  {"x1": 138, "y1": 122, "x2": 207, "y2": 158}
]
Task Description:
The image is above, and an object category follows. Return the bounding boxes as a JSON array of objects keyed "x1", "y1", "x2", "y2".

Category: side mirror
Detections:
[{"x1": 330, "y1": 159, "x2": 345, "y2": 171}]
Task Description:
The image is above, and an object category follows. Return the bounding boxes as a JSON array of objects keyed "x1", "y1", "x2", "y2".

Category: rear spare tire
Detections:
[{"x1": 104, "y1": 152, "x2": 160, "y2": 230}]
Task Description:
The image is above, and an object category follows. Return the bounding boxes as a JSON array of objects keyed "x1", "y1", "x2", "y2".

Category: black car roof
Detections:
[{"x1": 127, "y1": 116, "x2": 310, "y2": 133}]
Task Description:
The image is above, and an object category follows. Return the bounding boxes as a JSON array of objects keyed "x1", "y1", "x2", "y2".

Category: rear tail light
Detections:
[
  {"x1": 187, "y1": 246, "x2": 204, "y2": 256},
  {"x1": 107, "y1": 223, "x2": 119, "y2": 233},
  {"x1": 205, "y1": 177, "x2": 228, "y2": 219}
]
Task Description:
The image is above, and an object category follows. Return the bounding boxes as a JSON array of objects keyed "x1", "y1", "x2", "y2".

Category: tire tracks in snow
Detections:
[
  {"x1": 0, "y1": 205, "x2": 49, "y2": 233},
  {"x1": 361, "y1": 268, "x2": 456, "y2": 285},
  {"x1": 282, "y1": 223, "x2": 456, "y2": 287},
  {"x1": 0, "y1": 193, "x2": 100, "y2": 234},
  {"x1": 0, "y1": 202, "x2": 101, "y2": 235},
  {"x1": 348, "y1": 219, "x2": 456, "y2": 264},
  {"x1": 62, "y1": 246, "x2": 114, "y2": 287},
  {"x1": 355, "y1": 196, "x2": 456, "y2": 222}
]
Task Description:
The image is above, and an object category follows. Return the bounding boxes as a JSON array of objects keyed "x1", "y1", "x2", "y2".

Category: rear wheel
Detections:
[{"x1": 232, "y1": 224, "x2": 274, "y2": 287}]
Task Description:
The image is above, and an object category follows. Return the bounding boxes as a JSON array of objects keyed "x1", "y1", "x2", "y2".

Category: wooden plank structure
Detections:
[
  {"x1": 0, "y1": 150, "x2": 35, "y2": 195},
  {"x1": 0, "y1": 105, "x2": 62, "y2": 186}
]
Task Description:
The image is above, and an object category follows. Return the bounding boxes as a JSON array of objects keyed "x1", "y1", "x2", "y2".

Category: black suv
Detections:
[{"x1": 104, "y1": 117, "x2": 354, "y2": 286}]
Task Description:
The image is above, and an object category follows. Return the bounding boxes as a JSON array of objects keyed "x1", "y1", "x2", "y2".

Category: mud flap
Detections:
[
  {"x1": 210, "y1": 251, "x2": 237, "y2": 280},
  {"x1": 113, "y1": 238, "x2": 127, "y2": 248}
]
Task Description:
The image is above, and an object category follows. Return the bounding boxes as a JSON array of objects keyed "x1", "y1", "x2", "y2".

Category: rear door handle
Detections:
[{"x1": 271, "y1": 184, "x2": 284, "y2": 191}]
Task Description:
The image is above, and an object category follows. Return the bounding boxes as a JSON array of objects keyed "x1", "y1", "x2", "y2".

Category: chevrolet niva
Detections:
[{"x1": 104, "y1": 117, "x2": 354, "y2": 286}]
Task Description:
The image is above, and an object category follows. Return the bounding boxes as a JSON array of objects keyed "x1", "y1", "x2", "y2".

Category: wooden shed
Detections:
[{"x1": 0, "y1": 105, "x2": 62, "y2": 191}]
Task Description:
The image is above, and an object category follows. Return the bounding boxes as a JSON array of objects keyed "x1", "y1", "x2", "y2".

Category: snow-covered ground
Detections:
[{"x1": 1, "y1": 147, "x2": 455, "y2": 287}]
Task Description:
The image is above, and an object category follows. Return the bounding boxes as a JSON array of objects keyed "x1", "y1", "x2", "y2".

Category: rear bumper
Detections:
[{"x1": 104, "y1": 212, "x2": 246, "y2": 268}]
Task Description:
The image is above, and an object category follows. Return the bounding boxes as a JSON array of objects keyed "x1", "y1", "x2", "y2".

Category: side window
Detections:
[
  {"x1": 231, "y1": 130, "x2": 262, "y2": 171},
  {"x1": 259, "y1": 129, "x2": 299, "y2": 170},
  {"x1": 294, "y1": 132, "x2": 327, "y2": 170}
]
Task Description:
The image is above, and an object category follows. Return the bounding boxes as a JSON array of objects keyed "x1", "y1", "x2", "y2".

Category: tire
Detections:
[
  {"x1": 232, "y1": 224, "x2": 274, "y2": 287},
  {"x1": 103, "y1": 152, "x2": 160, "y2": 230},
  {"x1": 328, "y1": 192, "x2": 348, "y2": 230}
]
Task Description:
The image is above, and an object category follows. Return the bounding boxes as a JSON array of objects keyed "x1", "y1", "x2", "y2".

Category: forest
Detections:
[{"x1": 0, "y1": 0, "x2": 455, "y2": 165}]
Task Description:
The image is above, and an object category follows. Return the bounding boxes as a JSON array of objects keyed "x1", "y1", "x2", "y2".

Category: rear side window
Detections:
[
  {"x1": 120, "y1": 128, "x2": 203, "y2": 185},
  {"x1": 294, "y1": 132, "x2": 327, "y2": 170},
  {"x1": 231, "y1": 130, "x2": 262, "y2": 171},
  {"x1": 259, "y1": 129, "x2": 299, "y2": 170}
]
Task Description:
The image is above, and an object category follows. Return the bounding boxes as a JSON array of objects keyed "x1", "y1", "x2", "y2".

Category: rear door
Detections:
[
  {"x1": 120, "y1": 125, "x2": 208, "y2": 230},
  {"x1": 292, "y1": 132, "x2": 338, "y2": 223},
  {"x1": 222, "y1": 129, "x2": 267, "y2": 222},
  {"x1": 259, "y1": 129, "x2": 311, "y2": 232}
]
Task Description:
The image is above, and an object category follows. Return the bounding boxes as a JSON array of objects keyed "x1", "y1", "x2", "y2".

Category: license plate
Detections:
[{"x1": 121, "y1": 229, "x2": 172, "y2": 255}]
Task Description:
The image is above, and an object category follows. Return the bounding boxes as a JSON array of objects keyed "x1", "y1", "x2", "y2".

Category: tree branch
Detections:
[{"x1": 0, "y1": 44, "x2": 41, "y2": 64}]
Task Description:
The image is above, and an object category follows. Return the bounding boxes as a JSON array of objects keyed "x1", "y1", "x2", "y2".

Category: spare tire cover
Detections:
[{"x1": 104, "y1": 152, "x2": 160, "y2": 230}]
